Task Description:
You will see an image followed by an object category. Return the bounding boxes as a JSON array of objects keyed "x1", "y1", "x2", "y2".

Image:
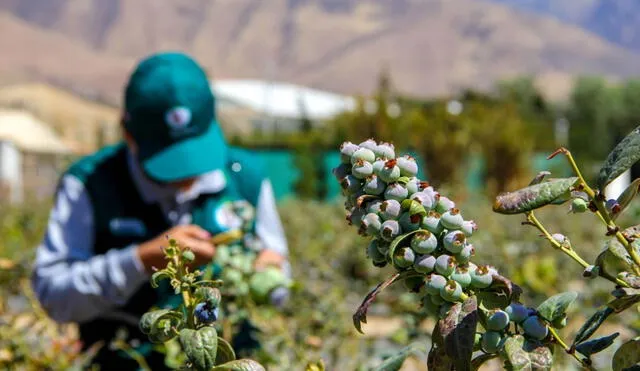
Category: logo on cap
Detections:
[{"x1": 165, "y1": 106, "x2": 192, "y2": 131}]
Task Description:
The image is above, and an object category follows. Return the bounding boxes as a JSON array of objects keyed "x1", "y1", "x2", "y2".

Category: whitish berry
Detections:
[
  {"x1": 399, "y1": 212, "x2": 421, "y2": 232},
  {"x1": 426, "y1": 274, "x2": 447, "y2": 295},
  {"x1": 443, "y1": 231, "x2": 466, "y2": 254},
  {"x1": 455, "y1": 244, "x2": 475, "y2": 264},
  {"x1": 440, "y1": 280, "x2": 463, "y2": 302},
  {"x1": 470, "y1": 265, "x2": 493, "y2": 288},
  {"x1": 505, "y1": 303, "x2": 529, "y2": 323},
  {"x1": 393, "y1": 247, "x2": 415, "y2": 268},
  {"x1": 461, "y1": 220, "x2": 477, "y2": 237},
  {"x1": 378, "y1": 159, "x2": 401, "y2": 183},
  {"x1": 384, "y1": 182, "x2": 409, "y2": 201},
  {"x1": 441, "y1": 208, "x2": 464, "y2": 230},
  {"x1": 551, "y1": 233, "x2": 567, "y2": 244},
  {"x1": 435, "y1": 254, "x2": 456, "y2": 277},
  {"x1": 414, "y1": 254, "x2": 437, "y2": 274},
  {"x1": 380, "y1": 199, "x2": 402, "y2": 221},
  {"x1": 352, "y1": 159, "x2": 374, "y2": 179},
  {"x1": 481, "y1": 331, "x2": 503, "y2": 353},
  {"x1": 346, "y1": 207, "x2": 366, "y2": 228},
  {"x1": 372, "y1": 159, "x2": 386, "y2": 174},
  {"x1": 364, "y1": 175, "x2": 386, "y2": 195},
  {"x1": 340, "y1": 175, "x2": 361, "y2": 195},
  {"x1": 367, "y1": 239, "x2": 387, "y2": 264},
  {"x1": 410, "y1": 191, "x2": 435, "y2": 210},
  {"x1": 411, "y1": 230, "x2": 438, "y2": 254},
  {"x1": 570, "y1": 198, "x2": 588, "y2": 213},
  {"x1": 486, "y1": 310, "x2": 510, "y2": 331},
  {"x1": 194, "y1": 302, "x2": 219, "y2": 324},
  {"x1": 450, "y1": 267, "x2": 472, "y2": 288},
  {"x1": 606, "y1": 199, "x2": 621, "y2": 214},
  {"x1": 381, "y1": 220, "x2": 402, "y2": 241},
  {"x1": 340, "y1": 141, "x2": 359, "y2": 164},
  {"x1": 351, "y1": 147, "x2": 376, "y2": 165},
  {"x1": 522, "y1": 316, "x2": 548, "y2": 340},
  {"x1": 406, "y1": 178, "x2": 420, "y2": 195},
  {"x1": 421, "y1": 211, "x2": 444, "y2": 234},
  {"x1": 367, "y1": 200, "x2": 383, "y2": 214},
  {"x1": 374, "y1": 142, "x2": 395, "y2": 159},
  {"x1": 397, "y1": 155, "x2": 418, "y2": 177},
  {"x1": 332, "y1": 163, "x2": 351, "y2": 181},
  {"x1": 435, "y1": 196, "x2": 456, "y2": 214},
  {"x1": 358, "y1": 139, "x2": 378, "y2": 152},
  {"x1": 361, "y1": 213, "x2": 382, "y2": 235}
]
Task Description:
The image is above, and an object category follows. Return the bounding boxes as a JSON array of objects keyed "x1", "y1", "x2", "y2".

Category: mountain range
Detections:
[{"x1": 1, "y1": 0, "x2": 640, "y2": 104}]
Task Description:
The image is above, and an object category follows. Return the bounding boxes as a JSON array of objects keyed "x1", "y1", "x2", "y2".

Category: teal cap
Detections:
[{"x1": 123, "y1": 52, "x2": 227, "y2": 182}]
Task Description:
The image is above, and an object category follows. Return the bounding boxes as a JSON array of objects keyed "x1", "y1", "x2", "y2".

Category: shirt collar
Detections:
[{"x1": 126, "y1": 148, "x2": 227, "y2": 204}]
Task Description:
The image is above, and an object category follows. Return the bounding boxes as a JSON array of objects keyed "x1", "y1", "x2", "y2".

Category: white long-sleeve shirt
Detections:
[{"x1": 30, "y1": 149, "x2": 289, "y2": 325}]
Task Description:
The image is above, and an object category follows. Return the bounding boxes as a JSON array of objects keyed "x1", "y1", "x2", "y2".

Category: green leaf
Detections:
[
  {"x1": 439, "y1": 296, "x2": 478, "y2": 371},
  {"x1": 193, "y1": 280, "x2": 224, "y2": 288},
  {"x1": 195, "y1": 287, "x2": 222, "y2": 308},
  {"x1": 492, "y1": 177, "x2": 578, "y2": 214},
  {"x1": 575, "y1": 333, "x2": 619, "y2": 358},
  {"x1": 373, "y1": 343, "x2": 427, "y2": 371},
  {"x1": 572, "y1": 307, "x2": 614, "y2": 346},
  {"x1": 619, "y1": 272, "x2": 640, "y2": 289},
  {"x1": 501, "y1": 335, "x2": 553, "y2": 371},
  {"x1": 215, "y1": 337, "x2": 236, "y2": 364},
  {"x1": 388, "y1": 229, "x2": 427, "y2": 269},
  {"x1": 607, "y1": 288, "x2": 640, "y2": 313},
  {"x1": 614, "y1": 178, "x2": 640, "y2": 220},
  {"x1": 598, "y1": 125, "x2": 640, "y2": 190},
  {"x1": 596, "y1": 239, "x2": 636, "y2": 278},
  {"x1": 352, "y1": 272, "x2": 401, "y2": 334},
  {"x1": 151, "y1": 271, "x2": 172, "y2": 288},
  {"x1": 140, "y1": 309, "x2": 172, "y2": 335},
  {"x1": 528, "y1": 171, "x2": 551, "y2": 186},
  {"x1": 210, "y1": 359, "x2": 266, "y2": 371},
  {"x1": 613, "y1": 338, "x2": 640, "y2": 371},
  {"x1": 536, "y1": 292, "x2": 578, "y2": 322},
  {"x1": 401, "y1": 199, "x2": 427, "y2": 218},
  {"x1": 139, "y1": 309, "x2": 183, "y2": 344},
  {"x1": 179, "y1": 327, "x2": 218, "y2": 371},
  {"x1": 477, "y1": 273, "x2": 523, "y2": 311}
]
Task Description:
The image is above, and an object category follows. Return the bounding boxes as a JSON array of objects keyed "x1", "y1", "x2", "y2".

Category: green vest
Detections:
[{"x1": 62, "y1": 142, "x2": 265, "y2": 368}]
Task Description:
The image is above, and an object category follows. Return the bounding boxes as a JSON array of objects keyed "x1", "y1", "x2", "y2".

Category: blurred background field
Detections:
[{"x1": 3, "y1": 1, "x2": 640, "y2": 370}]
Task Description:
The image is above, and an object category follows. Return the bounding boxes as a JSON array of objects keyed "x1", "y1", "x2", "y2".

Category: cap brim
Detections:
[{"x1": 142, "y1": 122, "x2": 227, "y2": 182}]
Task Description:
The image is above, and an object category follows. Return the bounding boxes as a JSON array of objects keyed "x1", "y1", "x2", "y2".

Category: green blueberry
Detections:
[
  {"x1": 393, "y1": 246, "x2": 415, "y2": 268},
  {"x1": 374, "y1": 142, "x2": 395, "y2": 159},
  {"x1": 414, "y1": 254, "x2": 437, "y2": 274},
  {"x1": 455, "y1": 244, "x2": 475, "y2": 264},
  {"x1": 461, "y1": 220, "x2": 477, "y2": 237},
  {"x1": 435, "y1": 254, "x2": 456, "y2": 277},
  {"x1": 481, "y1": 331, "x2": 503, "y2": 354},
  {"x1": 570, "y1": 198, "x2": 588, "y2": 213},
  {"x1": 522, "y1": 315, "x2": 549, "y2": 341},
  {"x1": 486, "y1": 310, "x2": 510, "y2": 331},
  {"x1": 450, "y1": 267, "x2": 472, "y2": 288},
  {"x1": 399, "y1": 212, "x2": 421, "y2": 233},
  {"x1": 352, "y1": 159, "x2": 374, "y2": 179},
  {"x1": 406, "y1": 178, "x2": 420, "y2": 195},
  {"x1": 505, "y1": 303, "x2": 529, "y2": 323},
  {"x1": 403, "y1": 276, "x2": 424, "y2": 292},
  {"x1": 380, "y1": 199, "x2": 402, "y2": 221},
  {"x1": 346, "y1": 207, "x2": 366, "y2": 228},
  {"x1": 340, "y1": 141, "x2": 359, "y2": 164},
  {"x1": 361, "y1": 213, "x2": 382, "y2": 236},
  {"x1": 440, "y1": 280, "x2": 464, "y2": 302},
  {"x1": 421, "y1": 211, "x2": 444, "y2": 234},
  {"x1": 376, "y1": 240, "x2": 391, "y2": 256},
  {"x1": 443, "y1": 231, "x2": 466, "y2": 254},
  {"x1": 384, "y1": 182, "x2": 409, "y2": 201},
  {"x1": 435, "y1": 196, "x2": 456, "y2": 214},
  {"x1": 410, "y1": 191, "x2": 435, "y2": 210},
  {"x1": 381, "y1": 220, "x2": 402, "y2": 241},
  {"x1": 358, "y1": 139, "x2": 378, "y2": 152},
  {"x1": 332, "y1": 163, "x2": 351, "y2": 181},
  {"x1": 351, "y1": 147, "x2": 376, "y2": 165},
  {"x1": 340, "y1": 175, "x2": 362, "y2": 195},
  {"x1": 426, "y1": 274, "x2": 447, "y2": 295},
  {"x1": 422, "y1": 297, "x2": 440, "y2": 317},
  {"x1": 372, "y1": 159, "x2": 386, "y2": 174},
  {"x1": 378, "y1": 160, "x2": 401, "y2": 183},
  {"x1": 441, "y1": 208, "x2": 464, "y2": 230},
  {"x1": 366, "y1": 200, "x2": 383, "y2": 214},
  {"x1": 367, "y1": 240, "x2": 386, "y2": 263},
  {"x1": 430, "y1": 292, "x2": 445, "y2": 305},
  {"x1": 363, "y1": 175, "x2": 386, "y2": 195},
  {"x1": 470, "y1": 265, "x2": 493, "y2": 289},
  {"x1": 411, "y1": 230, "x2": 438, "y2": 254},
  {"x1": 396, "y1": 155, "x2": 418, "y2": 177}
]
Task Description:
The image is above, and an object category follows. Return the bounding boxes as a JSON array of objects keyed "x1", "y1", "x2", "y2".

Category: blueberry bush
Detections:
[{"x1": 333, "y1": 128, "x2": 640, "y2": 370}]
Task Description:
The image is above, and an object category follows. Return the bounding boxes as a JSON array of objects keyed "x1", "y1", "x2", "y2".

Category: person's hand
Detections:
[
  {"x1": 254, "y1": 249, "x2": 286, "y2": 271},
  {"x1": 137, "y1": 225, "x2": 215, "y2": 273}
]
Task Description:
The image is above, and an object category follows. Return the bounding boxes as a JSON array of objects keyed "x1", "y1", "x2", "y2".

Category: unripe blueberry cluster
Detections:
[{"x1": 333, "y1": 140, "x2": 502, "y2": 313}]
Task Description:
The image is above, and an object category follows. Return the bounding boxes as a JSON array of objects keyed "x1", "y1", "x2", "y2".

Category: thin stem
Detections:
[
  {"x1": 172, "y1": 253, "x2": 195, "y2": 328},
  {"x1": 548, "y1": 327, "x2": 596, "y2": 371},
  {"x1": 526, "y1": 212, "x2": 629, "y2": 288}
]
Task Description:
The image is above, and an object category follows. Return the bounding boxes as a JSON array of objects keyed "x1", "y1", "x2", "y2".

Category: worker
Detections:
[{"x1": 30, "y1": 52, "x2": 289, "y2": 369}]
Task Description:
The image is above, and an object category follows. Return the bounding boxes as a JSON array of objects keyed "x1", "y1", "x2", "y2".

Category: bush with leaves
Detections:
[{"x1": 333, "y1": 129, "x2": 640, "y2": 370}]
